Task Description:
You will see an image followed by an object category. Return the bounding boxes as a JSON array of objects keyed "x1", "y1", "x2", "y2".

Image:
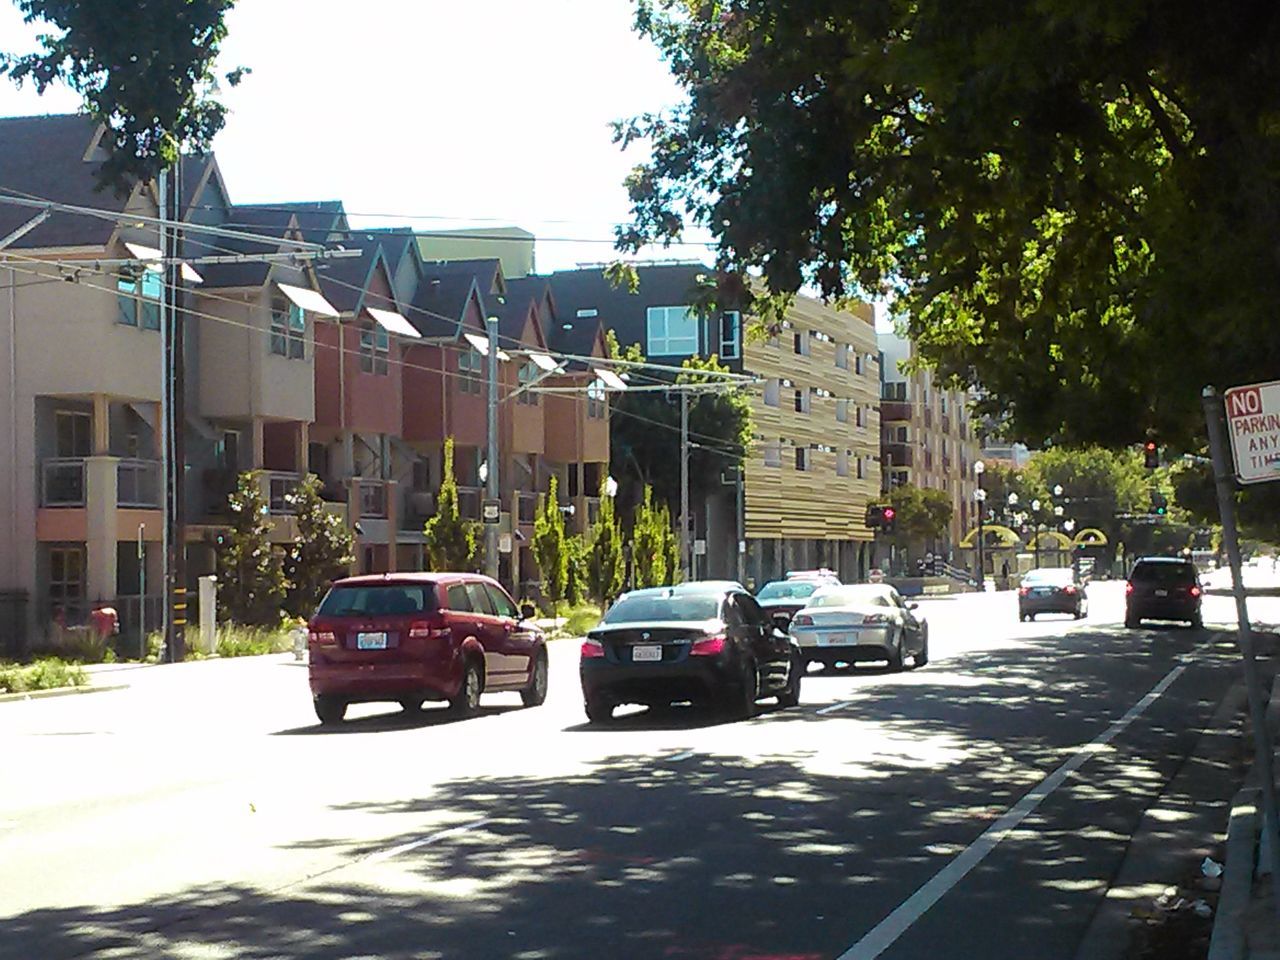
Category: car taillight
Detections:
[
  {"x1": 1063, "y1": 585, "x2": 1077, "y2": 595},
  {"x1": 690, "y1": 635, "x2": 726, "y2": 656},
  {"x1": 309, "y1": 630, "x2": 338, "y2": 647},
  {"x1": 580, "y1": 638, "x2": 605, "y2": 659},
  {"x1": 1190, "y1": 585, "x2": 1202, "y2": 598},
  {"x1": 1018, "y1": 587, "x2": 1030, "y2": 597},
  {"x1": 1125, "y1": 583, "x2": 1135, "y2": 595},
  {"x1": 408, "y1": 617, "x2": 449, "y2": 640},
  {"x1": 790, "y1": 614, "x2": 814, "y2": 627},
  {"x1": 862, "y1": 614, "x2": 891, "y2": 624}
]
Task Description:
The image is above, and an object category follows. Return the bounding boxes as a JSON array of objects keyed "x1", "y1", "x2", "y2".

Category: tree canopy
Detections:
[
  {"x1": 3, "y1": 0, "x2": 244, "y2": 187},
  {"x1": 619, "y1": 0, "x2": 1280, "y2": 451}
]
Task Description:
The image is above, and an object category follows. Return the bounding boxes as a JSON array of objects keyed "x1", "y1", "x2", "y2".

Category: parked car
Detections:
[
  {"x1": 1018, "y1": 567, "x2": 1088, "y2": 621},
  {"x1": 755, "y1": 577, "x2": 834, "y2": 627},
  {"x1": 307, "y1": 573, "x2": 547, "y2": 724},
  {"x1": 1125, "y1": 557, "x2": 1203, "y2": 629},
  {"x1": 579, "y1": 582, "x2": 802, "y2": 723},
  {"x1": 788, "y1": 584, "x2": 928, "y2": 671}
]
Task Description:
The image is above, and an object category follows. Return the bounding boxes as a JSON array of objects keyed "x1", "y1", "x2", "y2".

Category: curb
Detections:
[
  {"x1": 0, "y1": 682, "x2": 129, "y2": 703},
  {"x1": 1209, "y1": 787, "x2": 1261, "y2": 960}
]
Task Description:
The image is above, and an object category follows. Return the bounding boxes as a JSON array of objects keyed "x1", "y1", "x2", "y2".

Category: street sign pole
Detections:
[{"x1": 1203, "y1": 384, "x2": 1280, "y2": 920}]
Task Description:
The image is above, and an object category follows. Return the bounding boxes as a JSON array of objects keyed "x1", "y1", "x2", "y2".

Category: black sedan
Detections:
[
  {"x1": 1125, "y1": 556, "x2": 1203, "y2": 628},
  {"x1": 1018, "y1": 567, "x2": 1089, "y2": 621},
  {"x1": 579, "y1": 582, "x2": 803, "y2": 723}
]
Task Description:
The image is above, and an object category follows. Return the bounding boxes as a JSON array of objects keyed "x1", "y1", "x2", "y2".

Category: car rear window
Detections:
[
  {"x1": 1023, "y1": 569, "x2": 1073, "y2": 585},
  {"x1": 603, "y1": 593, "x2": 722, "y2": 624},
  {"x1": 317, "y1": 584, "x2": 436, "y2": 617},
  {"x1": 756, "y1": 581, "x2": 819, "y2": 600},
  {"x1": 1131, "y1": 562, "x2": 1196, "y2": 584}
]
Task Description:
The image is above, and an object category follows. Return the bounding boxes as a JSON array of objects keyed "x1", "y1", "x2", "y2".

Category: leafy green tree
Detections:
[
  {"x1": 619, "y1": 1, "x2": 1280, "y2": 453},
  {"x1": 532, "y1": 474, "x2": 569, "y2": 611},
  {"x1": 886, "y1": 486, "x2": 953, "y2": 551},
  {"x1": 3, "y1": 0, "x2": 246, "y2": 188},
  {"x1": 216, "y1": 470, "x2": 286, "y2": 626},
  {"x1": 631, "y1": 485, "x2": 668, "y2": 589},
  {"x1": 586, "y1": 482, "x2": 624, "y2": 604},
  {"x1": 1023, "y1": 446, "x2": 1150, "y2": 539},
  {"x1": 284, "y1": 474, "x2": 354, "y2": 619},
  {"x1": 424, "y1": 438, "x2": 479, "y2": 571},
  {"x1": 658, "y1": 499, "x2": 682, "y2": 585},
  {"x1": 564, "y1": 533, "x2": 588, "y2": 607}
]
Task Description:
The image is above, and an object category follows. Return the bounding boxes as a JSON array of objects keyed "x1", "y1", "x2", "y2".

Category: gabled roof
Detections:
[
  {"x1": 228, "y1": 200, "x2": 348, "y2": 245},
  {"x1": 0, "y1": 114, "x2": 134, "y2": 250},
  {"x1": 409, "y1": 270, "x2": 480, "y2": 339},
  {"x1": 316, "y1": 244, "x2": 398, "y2": 316},
  {"x1": 417, "y1": 258, "x2": 505, "y2": 297},
  {"x1": 494, "y1": 275, "x2": 555, "y2": 348}
]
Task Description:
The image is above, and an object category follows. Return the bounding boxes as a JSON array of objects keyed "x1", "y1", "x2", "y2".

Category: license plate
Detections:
[
  {"x1": 818, "y1": 633, "x2": 851, "y2": 647},
  {"x1": 356, "y1": 632, "x2": 387, "y2": 650},
  {"x1": 1155, "y1": 589, "x2": 1168, "y2": 598},
  {"x1": 632, "y1": 644, "x2": 662, "y2": 662}
]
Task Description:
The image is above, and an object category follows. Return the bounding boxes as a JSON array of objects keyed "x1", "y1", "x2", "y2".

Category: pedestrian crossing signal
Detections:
[{"x1": 1143, "y1": 441, "x2": 1158, "y2": 469}]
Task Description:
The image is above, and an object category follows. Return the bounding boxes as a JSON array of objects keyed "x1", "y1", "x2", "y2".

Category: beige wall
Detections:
[{"x1": 415, "y1": 228, "x2": 535, "y2": 279}]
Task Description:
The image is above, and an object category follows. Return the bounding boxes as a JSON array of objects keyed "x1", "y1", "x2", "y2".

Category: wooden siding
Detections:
[{"x1": 743, "y1": 297, "x2": 881, "y2": 542}]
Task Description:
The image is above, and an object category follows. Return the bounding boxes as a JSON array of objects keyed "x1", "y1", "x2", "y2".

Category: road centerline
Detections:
[{"x1": 835, "y1": 662, "x2": 1188, "y2": 960}]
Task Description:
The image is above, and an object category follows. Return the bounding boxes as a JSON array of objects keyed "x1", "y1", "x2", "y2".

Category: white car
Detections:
[{"x1": 788, "y1": 584, "x2": 928, "y2": 672}]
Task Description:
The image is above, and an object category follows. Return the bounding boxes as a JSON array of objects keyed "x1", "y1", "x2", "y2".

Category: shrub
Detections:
[
  {"x1": 0, "y1": 658, "x2": 87, "y2": 693},
  {"x1": 562, "y1": 603, "x2": 602, "y2": 638},
  {"x1": 215, "y1": 624, "x2": 295, "y2": 658}
]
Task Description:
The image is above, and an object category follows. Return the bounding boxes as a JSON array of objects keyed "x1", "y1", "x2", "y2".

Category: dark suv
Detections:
[
  {"x1": 308, "y1": 573, "x2": 547, "y2": 724},
  {"x1": 1125, "y1": 558, "x2": 1203, "y2": 629}
]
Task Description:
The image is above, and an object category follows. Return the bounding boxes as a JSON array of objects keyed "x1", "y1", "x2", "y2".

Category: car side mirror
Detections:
[{"x1": 520, "y1": 602, "x2": 537, "y2": 621}]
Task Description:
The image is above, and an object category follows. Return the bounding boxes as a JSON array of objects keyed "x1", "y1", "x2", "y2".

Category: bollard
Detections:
[{"x1": 198, "y1": 576, "x2": 217, "y2": 655}]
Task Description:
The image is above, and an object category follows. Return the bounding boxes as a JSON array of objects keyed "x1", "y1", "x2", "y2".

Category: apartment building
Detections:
[
  {"x1": 0, "y1": 115, "x2": 608, "y2": 650},
  {"x1": 877, "y1": 329, "x2": 981, "y2": 552},
  {"x1": 547, "y1": 263, "x2": 883, "y2": 586}
]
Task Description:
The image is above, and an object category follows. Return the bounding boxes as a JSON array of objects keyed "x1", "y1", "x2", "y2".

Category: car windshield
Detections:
[
  {"x1": 808, "y1": 587, "x2": 893, "y2": 608},
  {"x1": 602, "y1": 593, "x2": 722, "y2": 624},
  {"x1": 1132, "y1": 562, "x2": 1196, "y2": 584},
  {"x1": 756, "y1": 581, "x2": 820, "y2": 600},
  {"x1": 317, "y1": 584, "x2": 436, "y2": 617},
  {"x1": 1022, "y1": 569, "x2": 1073, "y2": 585}
]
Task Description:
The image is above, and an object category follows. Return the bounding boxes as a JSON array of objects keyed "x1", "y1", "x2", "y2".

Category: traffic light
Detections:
[
  {"x1": 865, "y1": 504, "x2": 884, "y2": 529},
  {"x1": 1151, "y1": 491, "x2": 1167, "y2": 516},
  {"x1": 1143, "y1": 440, "x2": 1158, "y2": 469},
  {"x1": 881, "y1": 506, "x2": 896, "y2": 534}
]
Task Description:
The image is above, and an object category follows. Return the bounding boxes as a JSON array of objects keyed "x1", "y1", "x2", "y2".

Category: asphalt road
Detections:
[{"x1": 3, "y1": 581, "x2": 1275, "y2": 960}]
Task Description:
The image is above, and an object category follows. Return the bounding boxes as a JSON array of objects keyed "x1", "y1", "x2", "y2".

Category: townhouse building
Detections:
[
  {"x1": 0, "y1": 115, "x2": 608, "y2": 652},
  {"x1": 877, "y1": 329, "x2": 981, "y2": 553},
  {"x1": 546, "y1": 263, "x2": 883, "y2": 587}
]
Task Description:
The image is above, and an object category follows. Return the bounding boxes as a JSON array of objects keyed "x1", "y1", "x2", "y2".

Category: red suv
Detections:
[{"x1": 307, "y1": 573, "x2": 547, "y2": 725}]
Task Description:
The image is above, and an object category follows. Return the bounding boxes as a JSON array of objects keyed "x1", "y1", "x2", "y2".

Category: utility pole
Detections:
[
  {"x1": 735, "y1": 463, "x2": 745, "y2": 586},
  {"x1": 162, "y1": 162, "x2": 187, "y2": 661},
  {"x1": 680, "y1": 388, "x2": 690, "y2": 581},
  {"x1": 485, "y1": 314, "x2": 499, "y2": 581}
]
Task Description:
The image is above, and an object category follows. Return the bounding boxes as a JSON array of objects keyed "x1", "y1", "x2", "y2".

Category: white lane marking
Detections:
[
  {"x1": 836, "y1": 663, "x2": 1187, "y2": 960},
  {"x1": 667, "y1": 750, "x2": 695, "y2": 762},
  {"x1": 361, "y1": 818, "x2": 491, "y2": 867},
  {"x1": 818, "y1": 701, "x2": 855, "y2": 716}
]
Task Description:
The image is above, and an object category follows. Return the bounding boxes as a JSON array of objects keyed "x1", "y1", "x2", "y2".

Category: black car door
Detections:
[{"x1": 734, "y1": 592, "x2": 787, "y2": 692}]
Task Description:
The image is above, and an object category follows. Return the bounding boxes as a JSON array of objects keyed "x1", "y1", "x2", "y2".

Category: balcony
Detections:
[
  {"x1": 265, "y1": 471, "x2": 301, "y2": 515},
  {"x1": 883, "y1": 443, "x2": 914, "y2": 468},
  {"x1": 355, "y1": 479, "x2": 387, "y2": 519},
  {"x1": 42, "y1": 459, "x2": 85, "y2": 507},
  {"x1": 881, "y1": 401, "x2": 911, "y2": 422},
  {"x1": 117, "y1": 459, "x2": 160, "y2": 508}
]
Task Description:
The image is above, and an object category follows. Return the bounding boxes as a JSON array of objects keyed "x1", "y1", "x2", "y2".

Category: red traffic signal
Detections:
[
  {"x1": 882, "y1": 507, "x2": 896, "y2": 521},
  {"x1": 1143, "y1": 440, "x2": 1158, "y2": 469}
]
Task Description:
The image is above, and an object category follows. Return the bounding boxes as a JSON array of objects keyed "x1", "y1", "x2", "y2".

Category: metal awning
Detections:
[
  {"x1": 463, "y1": 332, "x2": 490, "y2": 355},
  {"x1": 594, "y1": 368, "x2": 628, "y2": 391},
  {"x1": 529, "y1": 352, "x2": 559, "y2": 372},
  {"x1": 124, "y1": 241, "x2": 203, "y2": 284},
  {"x1": 278, "y1": 282, "x2": 339, "y2": 318},
  {"x1": 366, "y1": 307, "x2": 420, "y2": 339}
]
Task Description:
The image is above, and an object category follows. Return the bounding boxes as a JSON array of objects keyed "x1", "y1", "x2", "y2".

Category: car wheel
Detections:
[
  {"x1": 314, "y1": 695, "x2": 346, "y2": 725},
  {"x1": 777, "y1": 651, "x2": 802, "y2": 708},
  {"x1": 520, "y1": 650, "x2": 549, "y2": 708},
  {"x1": 887, "y1": 631, "x2": 905, "y2": 672},
  {"x1": 584, "y1": 694, "x2": 612, "y2": 724},
  {"x1": 1073, "y1": 606, "x2": 1083, "y2": 620},
  {"x1": 1191, "y1": 614, "x2": 1204, "y2": 630},
  {"x1": 914, "y1": 628, "x2": 929, "y2": 669},
  {"x1": 1027, "y1": 612, "x2": 1036, "y2": 622},
  {"x1": 1124, "y1": 614, "x2": 1140, "y2": 629},
  {"x1": 449, "y1": 659, "x2": 482, "y2": 716},
  {"x1": 399, "y1": 696, "x2": 425, "y2": 713}
]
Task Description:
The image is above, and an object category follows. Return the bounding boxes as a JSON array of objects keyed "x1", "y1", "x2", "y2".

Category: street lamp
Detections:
[
  {"x1": 1031, "y1": 498, "x2": 1042, "y2": 568},
  {"x1": 974, "y1": 460, "x2": 986, "y2": 591}
]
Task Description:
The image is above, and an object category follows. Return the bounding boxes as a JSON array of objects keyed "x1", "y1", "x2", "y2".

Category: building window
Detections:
[
  {"x1": 857, "y1": 455, "x2": 865, "y2": 480},
  {"x1": 795, "y1": 446, "x2": 810, "y2": 471},
  {"x1": 412, "y1": 457, "x2": 432, "y2": 492},
  {"x1": 48, "y1": 545, "x2": 85, "y2": 620},
  {"x1": 457, "y1": 348, "x2": 483, "y2": 394},
  {"x1": 794, "y1": 388, "x2": 811, "y2": 414},
  {"x1": 116, "y1": 271, "x2": 162, "y2": 330},
  {"x1": 836, "y1": 449, "x2": 849, "y2": 477},
  {"x1": 793, "y1": 332, "x2": 810, "y2": 356},
  {"x1": 55, "y1": 410, "x2": 91, "y2": 458},
  {"x1": 359, "y1": 324, "x2": 390, "y2": 375},
  {"x1": 719, "y1": 310, "x2": 741, "y2": 360},
  {"x1": 270, "y1": 302, "x2": 306, "y2": 359},
  {"x1": 763, "y1": 441, "x2": 781, "y2": 467},
  {"x1": 763, "y1": 379, "x2": 780, "y2": 407},
  {"x1": 645, "y1": 305, "x2": 698, "y2": 356},
  {"x1": 836, "y1": 399, "x2": 848, "y2": 423},
  {"x1": 892, "y1": 469, "x2": 909, "y2": 487},
  {"x1": 835, "y1": 344, "x2": 849, "y2": 370},
  {"x1": 882, "y1": 381, "x2": 907, "y2": 401},
  {"x1": 856, "y1": 405, "x2": 865, "y2": 427},
  {"x1": 517, "y1": 361, "x2": 540, "y2": 405},
  {"x1": 855, "y1": 352, "x2": 864, "y2": 375},
  {"x1": 587, "y1": 378, "x2": 606, "y2": 419}
]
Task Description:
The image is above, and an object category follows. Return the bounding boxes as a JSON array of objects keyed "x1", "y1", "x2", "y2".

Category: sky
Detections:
[{"x1": 0, "y1": 0, "x2": 718, "y2": 274}]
